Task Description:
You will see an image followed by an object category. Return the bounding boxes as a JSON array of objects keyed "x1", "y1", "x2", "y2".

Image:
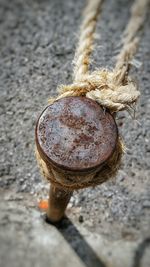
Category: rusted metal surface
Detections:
[
  {"x1": 47, "y1": 185, "x2": 72, "y2": 223},
  {"x1": 36, "y1": 96, "x2": 118, "y2": 173}
]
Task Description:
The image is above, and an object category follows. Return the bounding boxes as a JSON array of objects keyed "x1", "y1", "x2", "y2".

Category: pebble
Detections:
[{"x1": 79, "y1": 215, "x2": 84, "y2": 223}]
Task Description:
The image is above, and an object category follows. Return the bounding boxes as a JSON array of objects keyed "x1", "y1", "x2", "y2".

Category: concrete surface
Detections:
[{"x1": 0, "y1": 0, "x2": 150, "y2": 266}]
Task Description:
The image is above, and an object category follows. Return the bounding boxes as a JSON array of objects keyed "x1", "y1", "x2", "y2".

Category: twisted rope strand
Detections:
[
  {"x1": 73, "y1": 0, "x2": 104, "y2": 82},
  {"x1": 114, "y1": 0, "x2": 149, "y2": 80}
]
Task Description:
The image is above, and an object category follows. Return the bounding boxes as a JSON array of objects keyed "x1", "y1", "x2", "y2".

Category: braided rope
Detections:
[
  {"x1": 73, "y1": 0, "x2": 104, "y2": 82},
  {"x1": 115, "y1": 0, "x2": 149, "y2": 74},
  {"x1": 36, "y1": 0, "x2": 149, "y2": 190}
]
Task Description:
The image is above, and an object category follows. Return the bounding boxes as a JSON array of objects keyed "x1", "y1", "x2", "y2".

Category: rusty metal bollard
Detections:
[{"x1": 35, "y1": 96, "x2": 118, "y2": 223}]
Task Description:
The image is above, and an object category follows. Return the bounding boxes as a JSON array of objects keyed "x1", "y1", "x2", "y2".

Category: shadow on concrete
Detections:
[
  {"x1": 46, "y1": 216, "x2": 106, "y2": 267},
  {"x1": 132, "y1": 238, "x2": 150, "y2": 267}
]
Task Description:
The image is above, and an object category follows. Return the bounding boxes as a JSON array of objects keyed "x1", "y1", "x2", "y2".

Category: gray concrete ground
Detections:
[{"x1": 0, "y1": 0, "x2": 150, "y2": 266}]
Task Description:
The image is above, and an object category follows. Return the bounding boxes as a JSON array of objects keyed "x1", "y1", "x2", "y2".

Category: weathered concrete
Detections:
[{"x1": 0, "y1": 0, "x2": 150, "y2": 266}]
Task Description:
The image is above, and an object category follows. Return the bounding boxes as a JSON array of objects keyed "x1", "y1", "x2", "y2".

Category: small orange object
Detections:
[{"x1": 38, "y1": 199, "x2": 48, "y2": 210}]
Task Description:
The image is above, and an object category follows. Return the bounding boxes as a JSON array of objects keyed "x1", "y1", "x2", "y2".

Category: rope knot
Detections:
[{"x1": 53, "y1": 69, "x2": 140, "y2": 113}]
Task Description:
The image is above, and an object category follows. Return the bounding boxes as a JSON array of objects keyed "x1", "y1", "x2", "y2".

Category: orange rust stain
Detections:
[{"x1": 38, "y1": 199, "x2": 48, "y2": 210}]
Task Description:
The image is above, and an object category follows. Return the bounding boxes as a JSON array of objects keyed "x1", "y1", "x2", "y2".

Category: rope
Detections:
[
  {"x1": 115, "y1": 0, "x2": 149, "y2": 74},
  {"x1": 73, "y1": 0, "x2": 104, "y2": 82},
  {"x1": 35, "y1": 138, "x2": 124, "y2": 191},
  {"x1": 36, "y1": 0, "x2": 149, "y2": 190},
  {"x1": 49, "y1": 0, "x2": 149, "y2": 113}
]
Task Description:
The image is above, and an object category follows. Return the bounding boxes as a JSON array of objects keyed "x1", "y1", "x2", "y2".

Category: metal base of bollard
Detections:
[{"x1": 47, "y1": 185, "x2": 72, "y2": 223}]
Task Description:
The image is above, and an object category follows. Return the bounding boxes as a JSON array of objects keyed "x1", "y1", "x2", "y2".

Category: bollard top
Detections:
[{"x1": 35, "y1": 96, "x2": 118, "y2": 173}]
